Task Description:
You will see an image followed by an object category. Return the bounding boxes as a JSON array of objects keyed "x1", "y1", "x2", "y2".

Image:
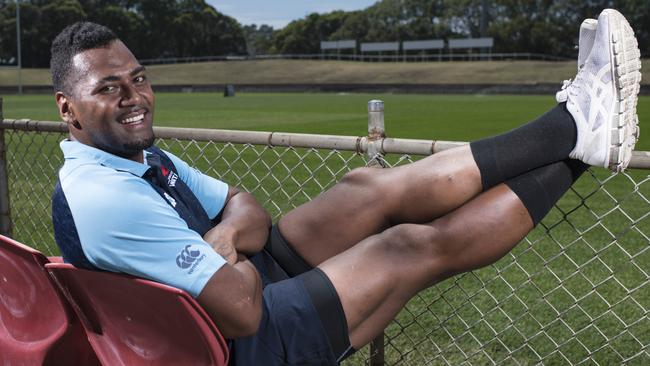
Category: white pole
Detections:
[{"x1": 16, "y1": 0, "x2": 22, "y2": 95}]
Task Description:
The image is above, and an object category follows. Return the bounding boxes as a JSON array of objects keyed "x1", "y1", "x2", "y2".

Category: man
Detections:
[{"x1": 51, "y1": 9, "x2": 641, "y2": 365}]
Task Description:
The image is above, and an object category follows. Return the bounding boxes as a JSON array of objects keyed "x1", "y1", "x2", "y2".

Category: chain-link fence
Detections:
[{"x1": 1, "y1": 104, "x2": 648, "y2": 365}]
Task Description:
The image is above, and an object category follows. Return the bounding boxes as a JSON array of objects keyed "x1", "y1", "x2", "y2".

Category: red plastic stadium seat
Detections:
[
  {"x1": 47, "y1": 256, "x2": 64, "y2": 263},
  {"x1": 45, "y1": 262, "x2": 229, "y2": 366},
  {"x1": 0, "y1": 235, "x2": 99, "y2": 365}
]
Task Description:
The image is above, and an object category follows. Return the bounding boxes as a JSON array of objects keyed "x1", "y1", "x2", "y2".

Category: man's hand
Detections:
[
  {"x1": 196, "y1": 186, "x2": 270, "y2": 338},
  {"x1": 203, "y1": 225, "x2": 238, "y2": 265},
  {"x1": 211, "y1": 186, "x2": 271, "y2": 256}
]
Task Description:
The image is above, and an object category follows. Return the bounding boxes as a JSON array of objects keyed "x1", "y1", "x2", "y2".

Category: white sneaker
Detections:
[
  {"x1": 564, "y1": 9, "x2": 642, "y2": 172},
  {"x1": 578, "y1": 19, "x2": 598, "y2": 70},
  {"x1": 556, "y1": 19, "x2": 598, "y2": 103}
]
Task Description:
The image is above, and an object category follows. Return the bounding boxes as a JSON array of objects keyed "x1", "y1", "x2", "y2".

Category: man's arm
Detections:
[
  {"x1": 196, "y1": 258, "x2": 263, "y2": 338},
  {"x1": 163, "y1": 150, "x2": 270, "y2": 256},
  {"x1": 203, "y1": 186, "x2": 271, "y2": 261},
  {"x1": 198, "y1": 187, "x2": 268, "y2": 337},
  {"x1": 65, "y1": 172, "x2": 263, "y2": 338}
]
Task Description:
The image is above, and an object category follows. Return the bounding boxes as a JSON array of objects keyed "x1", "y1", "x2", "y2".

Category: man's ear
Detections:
[{"x1": 55, "y1": 92, "x2": 81, "y2": 129}]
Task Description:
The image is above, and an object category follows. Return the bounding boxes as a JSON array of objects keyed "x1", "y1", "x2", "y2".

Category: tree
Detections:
[
  {"x1": 1, "y1": 0, "x2": 648, "y2": 66},
  {"x1": 0, "y1": 1, "x2": 18, "y2": 65},
  {"x1": 0, "y1": 0, "x2": 248, "y2": 67},
  {"x1": 269, "y1": 0, "x2": 649, "y2": 57},
  {"x1": 171, "y1": 0, "x2": 246, "y2": 57},
  {"x1": 332, "y1": 0, "x2": 450, "y2": 42},
  {"x1": 272, "y1": 11, "x2": 349, "y2": 54},
  {"x1": 243, "y1": 24, "x2": 275, "y2": 56},
  {"x1": 82, "y1": 1, "x2": 147, "y2": 59}
]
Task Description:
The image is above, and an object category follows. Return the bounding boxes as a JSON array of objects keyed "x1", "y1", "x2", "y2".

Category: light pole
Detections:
[
  {"x1": 480, "y1": 0, "x2": 488, "y2": 37},
  {"x1": 16, "y1": 0, "x2": 22, "y2": 95}
]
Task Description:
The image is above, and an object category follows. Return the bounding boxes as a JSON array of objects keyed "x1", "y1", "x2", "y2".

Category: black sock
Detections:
[
  {"x1": 506, "y1": 159, "x2": 588, "y2": 225},
  {"x1": 470, "y1": 103, "x2": 577, "y2": 190}
]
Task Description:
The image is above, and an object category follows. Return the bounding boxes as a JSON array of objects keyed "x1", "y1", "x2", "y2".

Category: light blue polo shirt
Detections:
[{"x1": 54, "y1": 140, "x2": 229, "y2": 297}]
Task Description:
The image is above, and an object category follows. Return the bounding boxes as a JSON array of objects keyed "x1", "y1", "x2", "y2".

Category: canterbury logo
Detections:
[{"x1": 176, "y1": 245, "x2": 202, "y2": 269}]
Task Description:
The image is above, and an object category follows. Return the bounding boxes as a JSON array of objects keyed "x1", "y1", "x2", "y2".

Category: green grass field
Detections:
[
  {"x1": 3, "y1": 92, "x2": 650, "y2": 150},
  {"x1": 2, "y1": 92, "x2": 648, "y2": 365}
]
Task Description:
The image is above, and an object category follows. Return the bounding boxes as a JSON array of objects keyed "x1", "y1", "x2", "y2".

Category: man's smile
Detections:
[
  {"x1": 120, "y1": 113, "x2": 145, "y2": 125},
  {"x1": 118, "y1": 109, "x2": 148, "y2": 125}
]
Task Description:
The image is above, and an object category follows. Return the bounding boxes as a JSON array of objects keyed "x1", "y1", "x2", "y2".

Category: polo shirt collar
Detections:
[{"x1": 60, "y1": 139, "x2": 151, "y2": 177}]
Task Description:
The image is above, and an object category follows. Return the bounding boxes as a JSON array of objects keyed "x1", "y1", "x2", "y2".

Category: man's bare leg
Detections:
[
  {"x1": 279, "y1": 105, "x2": 581, "y2": 266},
  {"x1": 279, "y1": 145, "x2": 482, "y2": 265},
  {"x1": 317, "y1": 184, "x2": 533, "y2": 348},
  {"x1": 274, "y1": 8, "x2": 641, "y2": 357}
]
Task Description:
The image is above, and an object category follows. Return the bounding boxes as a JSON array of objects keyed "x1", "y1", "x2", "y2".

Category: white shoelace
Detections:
[{"x1": 556, "y1": 78, "x2": 573, "y2": 102}]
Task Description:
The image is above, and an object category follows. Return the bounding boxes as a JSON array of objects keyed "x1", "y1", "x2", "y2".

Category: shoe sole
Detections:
[{"x1": 605, "y1": 9, "x2": 642, "y2": 172}]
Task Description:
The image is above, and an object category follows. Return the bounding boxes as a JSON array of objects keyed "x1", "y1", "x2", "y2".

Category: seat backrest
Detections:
[
  {"x1": 0, "y1": 235, "x2": 98, "y2": 365},
  {"x1": 45, "y1": 262, "x2": 229, "y2": 366}
]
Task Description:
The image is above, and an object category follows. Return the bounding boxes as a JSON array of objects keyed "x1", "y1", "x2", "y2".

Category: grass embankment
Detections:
[
  {"x1": 2, "y1": 59, "x2": 650, "y2": 86},
  {"x1": 2, "y1": 93, "x2": 648, "y2": 365}
]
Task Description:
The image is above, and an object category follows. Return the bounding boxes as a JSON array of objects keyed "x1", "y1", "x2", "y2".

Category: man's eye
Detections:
[
  {"x1": 134, "y1": 75, "x2": 147, "y2": 83},
  {"x1": 101, "y1": 86, "x2": 117, "y2": 93}
]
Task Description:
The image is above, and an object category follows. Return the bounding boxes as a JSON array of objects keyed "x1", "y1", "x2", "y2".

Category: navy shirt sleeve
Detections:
[{"x1": 163, "y1": 150, "x2": 229, "y2": 219}]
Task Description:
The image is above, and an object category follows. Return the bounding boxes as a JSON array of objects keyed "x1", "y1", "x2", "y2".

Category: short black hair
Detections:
[{"x1": 50, "y1": 22, "x2": 118, "y2": 93}]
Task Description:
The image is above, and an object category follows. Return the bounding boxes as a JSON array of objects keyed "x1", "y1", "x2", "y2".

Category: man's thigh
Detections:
[{"x1": 278, "y1": 167, "x2": 391, "y2": 266}]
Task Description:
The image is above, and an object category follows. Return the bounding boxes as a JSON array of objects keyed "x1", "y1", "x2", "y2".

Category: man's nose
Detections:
[{"x1": 120, "y1": 84, "x2": 143, "y2": 106}]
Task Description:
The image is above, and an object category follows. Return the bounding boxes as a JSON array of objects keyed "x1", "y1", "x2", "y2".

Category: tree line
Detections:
[
  {"x1": 271, "y1": 0, "x2": 649, "y2": 58},
  {"x1": 0, "y1": 0, "x2": 246, "y2": 67},
  {"x1": 0, "y1": 0, "x2": 648, "y2": 68}
]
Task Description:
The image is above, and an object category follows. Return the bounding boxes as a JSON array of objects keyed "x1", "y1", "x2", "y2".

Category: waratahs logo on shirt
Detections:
[
  {"x1": 160, "y1": 166, "x2": 178, "y2": 187},
  {"x1": 176, "y1": 245, "x2": 206, "y2": 274}
]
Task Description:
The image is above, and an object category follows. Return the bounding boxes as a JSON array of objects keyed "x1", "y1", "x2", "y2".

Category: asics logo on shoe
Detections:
[
  {"x1": 582, "y1": 63, "x2": 613, "y2": 133},
  {"x1": 176, "y1": 245, "x2": 202, "y2": 269}
]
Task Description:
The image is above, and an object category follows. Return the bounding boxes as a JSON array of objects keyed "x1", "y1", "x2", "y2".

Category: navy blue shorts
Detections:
[{"x1": 230, "y1": 226, "x2": 352, "y2": 365}]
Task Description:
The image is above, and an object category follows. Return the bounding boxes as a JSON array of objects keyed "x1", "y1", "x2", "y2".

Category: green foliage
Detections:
[
  {"x1": 0, "y1": 0, "x2": 246, "y2": 67},
  {"x1": 243, "y1": 24, "x2": 275, "y2": 56},
  {"x1": 271, "y1": 0, "x2": 650, "y2": 57},
  {"x1": 1, "y1": 0, "x2": 649, "y2": 65},
  {"x1": 272, "y1": 11, "x2": 350, "y2": 54},
  {"x1": 170, "y1": 0, "x2": 246, "y2": 58},
  {"x1": 0, "y1": 0, "x2": 86, "y2": 67}
]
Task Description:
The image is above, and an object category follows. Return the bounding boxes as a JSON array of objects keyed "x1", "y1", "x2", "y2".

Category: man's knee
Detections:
[
  {"x1": 377, "y1": 224, "x2": 445, "y2": 260},
  {"x1": 374, "y1": 224, "x2": 456, "y2": 280},
  {"x1": 340, "y1": 167, "x2": 378, "y2": 187},
  {"x1": 340, "y1": 167, "x2": 400, "y2": 209}
]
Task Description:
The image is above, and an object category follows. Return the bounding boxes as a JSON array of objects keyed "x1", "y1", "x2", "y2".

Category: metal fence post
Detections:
[
  {"x1": 0, "y1": 98, "x2": 13, "y2": 237},
  {"x1": 367, "y1": 99, "x2": 385, "y2": 365},
  {"x1": 367, "y1": 100, "x2": 386, "y2": 168}
]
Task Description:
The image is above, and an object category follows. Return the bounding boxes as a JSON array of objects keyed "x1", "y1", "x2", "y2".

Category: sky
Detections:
[{"x1": 206, "y1": 1, "x2": 378, "y2": 29}]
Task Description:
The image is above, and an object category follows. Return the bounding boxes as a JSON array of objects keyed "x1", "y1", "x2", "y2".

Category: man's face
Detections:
[{"x1": 62, "y1": 40, "x2": 155, "y2": 161}]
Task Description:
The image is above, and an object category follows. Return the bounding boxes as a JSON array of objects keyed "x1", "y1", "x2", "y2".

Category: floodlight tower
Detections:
[
  {"x1": 16, "y1": 0, "x2": 22, "y2": 94},
  {"x1": 480, "y1": 0, "x2": 489, "y2": 38}
]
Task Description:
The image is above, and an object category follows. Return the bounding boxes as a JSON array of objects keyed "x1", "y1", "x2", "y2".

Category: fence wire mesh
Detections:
[{"x1": 1, "y1": 125, "x2": 648, "y2": 365}]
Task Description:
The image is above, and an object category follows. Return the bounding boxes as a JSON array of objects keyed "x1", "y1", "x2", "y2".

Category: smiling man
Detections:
[
  {"x1": 54, "y1": 43, "x2": 154, "y2": 161},
  {"x1": 51, "y1": 14, "x2": 641, "y2": 366}
]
